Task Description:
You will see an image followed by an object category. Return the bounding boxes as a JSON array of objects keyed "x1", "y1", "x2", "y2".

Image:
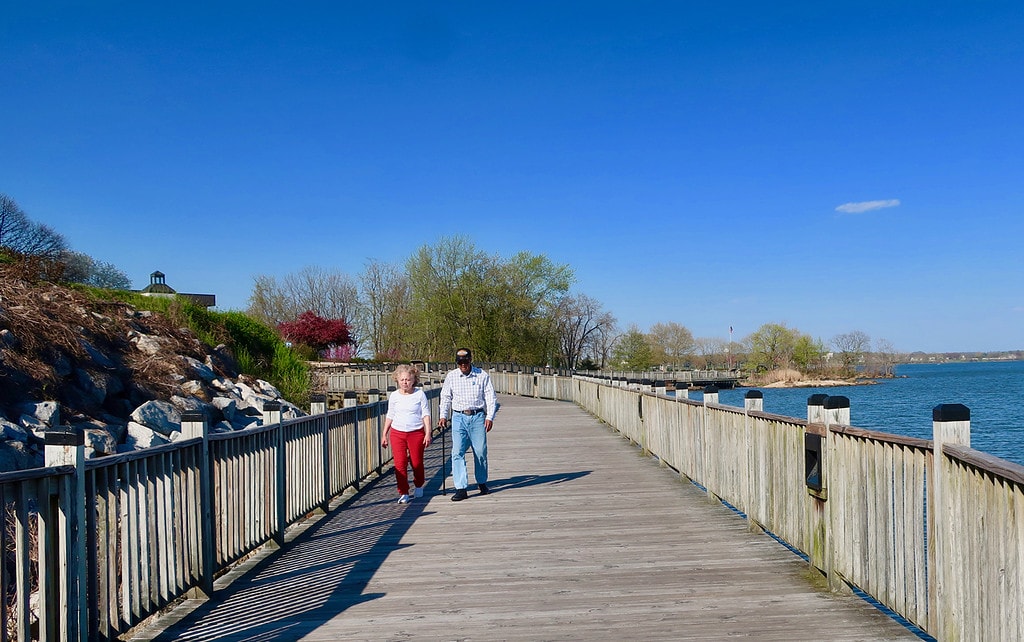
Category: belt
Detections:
[{"x1": 455, "y1": 408, "x2": 484, "y2": 416}]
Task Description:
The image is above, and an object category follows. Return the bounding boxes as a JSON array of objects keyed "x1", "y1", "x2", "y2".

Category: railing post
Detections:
[
  {"x1": 44, "y1": 422, "x2": 87, "y2": 642},
  {"x1": 310, "y1": 394, "x2": 331, "y2": 511},
  {"x1": 743, "y1": 390, "x2": 763, "y2": 412},
  {"x1": 823, "y1": 395, "x2": 850, "y2": 427},
  {"x1": 932, "y1": 403, "x2": 971, "y2": 641},
  {"x1": 310, "y1": 393, "x2": 327, "y2": 415},
  {"x1": 181, "y1": 413, "x2": 214, "y2": 598},
  {"x1": 821, "y1": 396, "x2": 849, "y2": 591},
  {"x1": 343, "y1": 390, "x2": 357, "y2": 408},
  {"x1": 263, "y1": 401, "x2": 286, "y2": 548},
  {"x1": 807, "y1": 393, "x2": 828, "y2": 424},
  {"x1": 742, "y1": 390, "x2": 763, "y2": 533},
  {"x1": 701, "y1": 386, "x2": 719, "y2": 503},
  {"x1": 675, "y1": 383, "x2": 689, "y2": 400}
]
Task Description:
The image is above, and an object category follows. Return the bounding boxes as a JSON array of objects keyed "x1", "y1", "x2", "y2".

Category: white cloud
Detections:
[{"x1": 835, "y1": 199, "x2": 901, "y2": 214}]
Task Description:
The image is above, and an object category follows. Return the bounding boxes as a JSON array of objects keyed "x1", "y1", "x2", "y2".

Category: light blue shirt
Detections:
[{"x1": 440, "y1": 366, "x2": 497, "y2": 421}]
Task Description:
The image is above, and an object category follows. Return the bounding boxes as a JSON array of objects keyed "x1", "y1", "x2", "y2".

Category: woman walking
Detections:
[{"x1": 381, "y1": 364, "x2": 432, "y2": 504}]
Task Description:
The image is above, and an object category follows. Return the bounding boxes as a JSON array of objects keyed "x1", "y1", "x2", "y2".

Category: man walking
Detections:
[{"x1": 439, "y1": 348, "x2": 497, "y2": 501}]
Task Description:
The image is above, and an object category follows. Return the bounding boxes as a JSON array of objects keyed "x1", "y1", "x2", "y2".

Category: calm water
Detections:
[{"x1": 685, "y1": 361, "x2": 1024, "y2": 467}]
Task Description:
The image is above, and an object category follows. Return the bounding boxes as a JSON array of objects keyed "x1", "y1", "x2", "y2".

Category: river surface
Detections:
[{"x1": 683, "y1": 360, "x2": 1024, "y2": 467}]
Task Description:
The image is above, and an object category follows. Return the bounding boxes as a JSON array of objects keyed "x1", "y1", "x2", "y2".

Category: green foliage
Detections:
[
  {"x1": 611, "y1": 326, "x2": 654, "y2": 370},
  {"x1": 81, "y1": 288, "x2": 310, "y2": 404},
  {"x1": 403, "y1": 235, "x2": 573, "y2": 363}
]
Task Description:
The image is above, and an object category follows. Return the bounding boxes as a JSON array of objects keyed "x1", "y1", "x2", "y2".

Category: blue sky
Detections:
[{"x1": 3, "y1": 2, "x2": 1022, "y2": 353}]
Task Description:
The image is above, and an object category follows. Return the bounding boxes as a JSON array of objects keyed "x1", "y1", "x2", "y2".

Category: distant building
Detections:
[{"x1": 138, "y1": 270, "x2": 216, "y2": 308}]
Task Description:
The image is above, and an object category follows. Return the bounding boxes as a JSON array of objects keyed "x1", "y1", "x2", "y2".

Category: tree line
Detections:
[
  {"x1": 246, "y1": 235, "x2": 901, "y2": 377},
  {"x1": 3, "y1": 192, "x2": 901, "y2": 376}
]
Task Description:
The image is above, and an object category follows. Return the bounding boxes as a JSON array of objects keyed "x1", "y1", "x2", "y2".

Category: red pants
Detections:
[{"x1": 390, "y1": 429, "x2": 425, "y2": 495}]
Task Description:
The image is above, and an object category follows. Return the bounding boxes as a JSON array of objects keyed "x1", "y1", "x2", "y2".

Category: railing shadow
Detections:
[
  {"x1": 143, "y1": 432, "x2": 594, "y2": 641},
  {"x1": 146, "y1": 437, "x2": 447, "y2": 641}
]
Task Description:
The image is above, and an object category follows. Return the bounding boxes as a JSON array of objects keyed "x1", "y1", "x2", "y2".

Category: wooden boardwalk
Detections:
[{"x1": 130, "y1": 395, "x2": 919, "y2": 641}]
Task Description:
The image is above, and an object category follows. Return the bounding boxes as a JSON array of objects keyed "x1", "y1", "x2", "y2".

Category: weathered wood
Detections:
[{"x1": 129, "y1": 395, "x2": 916, "y2": 640}]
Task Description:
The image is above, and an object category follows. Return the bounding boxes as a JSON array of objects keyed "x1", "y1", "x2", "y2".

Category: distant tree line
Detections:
[
  {"x1": 247, "y1": 235, "x2": 619, "y2": 366},
  {"x1": 3, "y1": 191, "x2": 909, "y2": 376}
]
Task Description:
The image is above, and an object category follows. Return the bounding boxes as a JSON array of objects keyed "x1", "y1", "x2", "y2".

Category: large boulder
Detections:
[
  {"x1": 130, "y1": 400, "x2": 181, "y2": 438},
  {"x1": 124, "y1": 422, "x2": 170, "y2": 450}
]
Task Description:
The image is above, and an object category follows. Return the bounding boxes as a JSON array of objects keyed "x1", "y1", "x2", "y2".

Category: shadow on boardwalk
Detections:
[
  {"x1": 136, "y1": 440, "x2": 457, "y2": 641},
  {"x1": 133, "y1": 395, "x2": 921, "y2": 641}
]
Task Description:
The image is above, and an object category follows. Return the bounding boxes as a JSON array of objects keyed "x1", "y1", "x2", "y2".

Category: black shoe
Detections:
[
  {"x1": 451, "y1": 489, "x2": 468, "y2": 502},
  {"x1": 477, "y1": 483, "x2": 489, "y2": 496}
]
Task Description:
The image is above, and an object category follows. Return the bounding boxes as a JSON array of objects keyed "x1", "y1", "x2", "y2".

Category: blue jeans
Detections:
[{"x1": 451, "y1": 413, "x2": 488, "y2": 490}]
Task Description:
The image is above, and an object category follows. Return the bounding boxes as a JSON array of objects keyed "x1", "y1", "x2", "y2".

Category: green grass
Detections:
[{"x1": 74, "y1": 286, "x2": 311, "y2": 405}]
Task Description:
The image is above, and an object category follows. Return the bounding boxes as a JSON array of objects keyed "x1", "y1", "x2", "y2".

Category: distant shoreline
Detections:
[{"x1": 743, "y1": 378, "x2": 880, "y2": 389}]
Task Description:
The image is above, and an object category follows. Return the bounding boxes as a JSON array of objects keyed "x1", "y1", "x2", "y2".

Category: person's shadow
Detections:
[{"x1": 480, "y1": 471, "x2": 591, "y2": 493}]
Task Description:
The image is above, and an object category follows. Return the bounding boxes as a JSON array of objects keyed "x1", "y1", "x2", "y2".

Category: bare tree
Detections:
[
  {"x1": 693, "y1": 337, "x2": 727, "y2": 369},
  {"x1": 0, "y1": 193, "x2": 68, "y2": 259},
  {"x1": 831, "y1": 330, "x2": 872, "y2": 374},
  {"x1": 868, "y1": 338, "x2": 901, "y2": 377},
  {"x1": 247, "y1": 266, "x2": 363, "y2": 352},
  {"x1": 358, "y1": 259, "x2": 411, "y2": 360},
  {"x1": 59, "y1": 250, "x2": 131, "y2": 289},
  {"x1": 553, "y1": 293, "x2": 616, "y2": 369}
]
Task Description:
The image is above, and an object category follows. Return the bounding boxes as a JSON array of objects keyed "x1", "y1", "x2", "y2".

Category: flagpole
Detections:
[{"x1": 728, "y1": 326, "x2": 734, "y2": 369}]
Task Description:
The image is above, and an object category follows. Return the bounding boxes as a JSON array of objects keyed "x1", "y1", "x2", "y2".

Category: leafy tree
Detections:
[
  {"x1": 647, "y1": 322, "x2": 695, "y2": 368},
  {"x1": 792, "y1": 334, "x2": 826, "y2": 371},
  {"x1": 746, "y1": 322, "x2": 801, "y2": 371},
  {"x1": 278, "y1": 310, "x2": 352, "y2": 355},
  {"x1": 610, "y1": 325, "x2": 653, "y2": 370},
  {"x1": 403, "y1": 236, "x2": 571, "y2": 363}
]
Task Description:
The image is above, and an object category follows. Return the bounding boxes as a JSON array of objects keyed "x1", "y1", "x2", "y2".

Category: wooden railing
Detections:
[
  {"x1": 8, "y1": 370, "x2": 1023, "y2": 640},
  {"x1": 1, "y1": 386, "x2": 439, "y2": 642},
  {"x1": 487, "y1": 372, "x2": 1024, "y2": 641}
]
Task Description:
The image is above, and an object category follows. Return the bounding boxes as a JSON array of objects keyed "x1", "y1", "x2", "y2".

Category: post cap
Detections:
[
  {"x1": 823, "y1": 395, "x2": 850, "y2": 409},
  {"x1": 933, "y1": 403, "x2": 970, "y2": 422},
  {"x1": 310, "y1": 393, "x2": 326, "y2": 403},
  {"x1": 343, "y1": 391, "x2": 358, "y2": 399},
  {"x1": 45, "y1": 425, "x2": 84, "y2": 446},
  {"x1": 181, "y1": 412, "x2": 206, "y2": 423},
  {"x1": 704, "y1": 385, "x2": 719, "y2": 394},
  {"x1": 745, "y1": 390, "x2": 763, "y2": 399},
  {"x1": 263, "y1": 401, "x2": 282, "y2": 411},
  {"x1": 807, "y1": 393, "x2": 829, "y2": 406}
]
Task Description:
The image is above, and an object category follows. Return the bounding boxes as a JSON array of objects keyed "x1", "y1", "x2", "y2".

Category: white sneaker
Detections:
[
  {"x1": 397, "y1": 494, "x2": 411, "y2": 504},
  {"x1": 413, "y1": 487, "x2": 424, "y2": 498}
]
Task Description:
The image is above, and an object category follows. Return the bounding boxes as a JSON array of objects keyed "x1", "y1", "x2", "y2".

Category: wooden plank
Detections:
[{"x1": 129, "y1": 395, "x2": 918, "y2": 641}]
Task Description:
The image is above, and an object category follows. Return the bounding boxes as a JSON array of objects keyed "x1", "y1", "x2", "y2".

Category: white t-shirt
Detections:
[{"x1": 386, "y1": 388, "x2": 431, "y2": 432}]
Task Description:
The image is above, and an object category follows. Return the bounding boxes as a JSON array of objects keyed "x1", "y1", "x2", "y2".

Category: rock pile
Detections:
[{"x1": 0, "y1": 274, "x2": 306, "y2": 471}]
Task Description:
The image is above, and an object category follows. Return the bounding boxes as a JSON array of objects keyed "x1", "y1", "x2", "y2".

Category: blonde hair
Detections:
[{"x1": 392, "y1": 364, "x2": 421, "y2": 386}]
